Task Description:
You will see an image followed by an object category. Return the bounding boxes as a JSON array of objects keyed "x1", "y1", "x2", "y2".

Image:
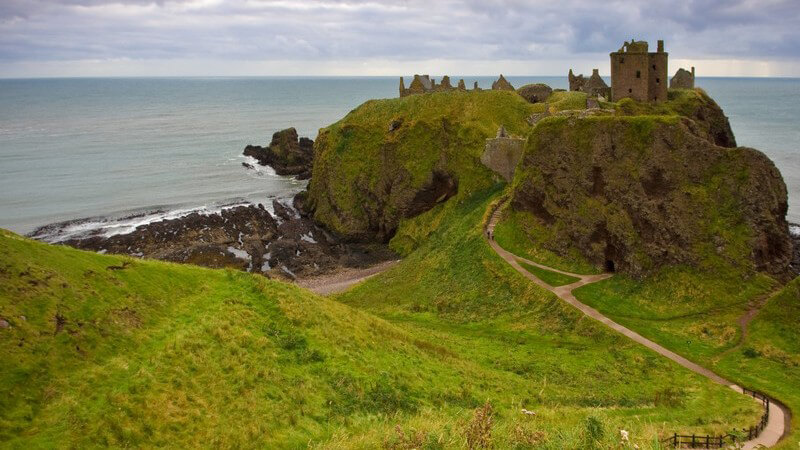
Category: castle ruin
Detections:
[
  {"x1": 568, "y1": 68, "x2": 610, "y2": 99},
  {"x1": 670, "y1": 67, "x2": 695, "y2": 89},
  {"x1": 399, "y1": 74, "x2": 514, "y2": 97},
  {"x1": 609, "y1": 39, "x2": 668, "y2": 102}
]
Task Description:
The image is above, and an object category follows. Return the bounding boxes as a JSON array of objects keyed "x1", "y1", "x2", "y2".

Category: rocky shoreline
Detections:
[
  {"x1": 29, "y1": 127, "x2": 396, "y2": 281},
  {"x1": 44, "y1": 196, "x2": 394, "y2": 280}
]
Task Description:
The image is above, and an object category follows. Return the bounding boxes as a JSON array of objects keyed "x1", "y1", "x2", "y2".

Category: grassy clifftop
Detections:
[
  {"x1": 507, "y1": 111, "x2": 791, "y2": 278},
  {"x1": 306, "y1": 90, "x2": 536, "y2": 244}
]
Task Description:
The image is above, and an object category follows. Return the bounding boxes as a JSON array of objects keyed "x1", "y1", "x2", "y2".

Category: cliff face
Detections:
[
  {"x1": 305, "y1": 91, "x2": 535, "y2": 242},
  {"x1": 510, "y1": 114, "x2": 792, "y2": 278},
  {"x1": 616, "y1": 88, "x2": 737, "y2": 148}
]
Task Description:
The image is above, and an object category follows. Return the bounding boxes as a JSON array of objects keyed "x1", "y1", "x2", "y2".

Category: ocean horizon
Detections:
[{"x1": 1, "y1": 76, "x2": 798, "y2": 239}]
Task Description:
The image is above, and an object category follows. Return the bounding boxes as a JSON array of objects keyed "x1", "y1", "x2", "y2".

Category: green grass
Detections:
[
  {"x1": 572, "y1": 270, "x2": 800, "y2": 448},
  {"x1": 493, "y1": 207, "x2": 600, "y2": 275},
  {"x1": 334, "y1": 188, "x2": 763, "y2": 448},
  {"x1": 493, "y1": 192, "x2": 800, "y2": 447},
  {"x1": 308, "y1": 89, "x2": 538, "y2": 243},
  {"x1": 517, "y1": 260, "x2": 580, "y2": 286},
  {"x1": 0, "y1": 220, "x2": 762, "y2": 448}
]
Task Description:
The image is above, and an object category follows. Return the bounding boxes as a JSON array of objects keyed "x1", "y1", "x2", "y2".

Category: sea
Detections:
[{"x1": 0, "y1": 76, "x2": 798, "y2": 241}]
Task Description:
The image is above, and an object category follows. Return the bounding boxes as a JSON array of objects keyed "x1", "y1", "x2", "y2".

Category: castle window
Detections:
[
  {"x1": 652, "y1": 64, "x2": 656, "y2": 70},
  {"x1": 636, "y1": 70, "x2": 641, "y2": 78},
  {"x1": 656, "y1": 78, "x2": 660, "y2": 83},
  {"x1": 620, "y1": 57, "x2": 625, "y2": 64},
  {"x1": 628, "y1": 88, "x2": 632, "y2": 93}
]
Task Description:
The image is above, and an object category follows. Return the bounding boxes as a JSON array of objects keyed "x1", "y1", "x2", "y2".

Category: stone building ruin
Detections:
[
  {"x1": 399, "y1": 74, "x2": 515, "y2": 97},
  {"x1": 670, "y1": 67, "x2": 695, "y2": 89},
  {"x1": 609, "y1": 39, "x2": 668, "y2": 102},
  {"x1": 480, "y1": 125, "x2": 525, "y2": 182},
  {"x1": 568, "y1": 68, "x2": 610, "y2": 99}
]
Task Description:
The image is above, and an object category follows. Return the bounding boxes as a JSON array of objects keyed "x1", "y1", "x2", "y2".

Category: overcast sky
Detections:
[{"x1": 2, "y1": 0, "x2": 799, "y2": 77}]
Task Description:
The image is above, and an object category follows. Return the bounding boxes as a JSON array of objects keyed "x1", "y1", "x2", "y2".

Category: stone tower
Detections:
[{"x1": 609, "y1": 39, "x2": 668, "y2": 103}]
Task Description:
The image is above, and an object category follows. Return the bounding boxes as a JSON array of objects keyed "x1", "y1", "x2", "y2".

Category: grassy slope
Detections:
[
  {"x1": 517, "y1": 260, "x2": 580, "y2": 287},
  {"x1": 308, "y1": 89, "x2": 592, "y2": 250},
  {"x1": 336, "y1": 188, "x2": 762, "y2": 449},
  {"x1": 574, "y1": 272, "x2": 799, "y2": 448},
  {"x1": 494, "y1": 208, "x2": 600, "y2": 275}
]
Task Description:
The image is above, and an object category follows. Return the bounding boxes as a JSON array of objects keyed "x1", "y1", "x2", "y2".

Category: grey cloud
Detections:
[{"x1": 0, "y1": 0, "x2": 798, "y2": 64}]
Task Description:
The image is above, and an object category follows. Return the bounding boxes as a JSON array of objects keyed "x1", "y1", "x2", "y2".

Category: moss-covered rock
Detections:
[
  {"x1": 614, "y1": 88, "x2": 737, "y2": 148},
  {"x1": 510, "y1": 114, "x2": 792, "y2": 278},
  {"x1": 306, "y1": 90, "x2": 536, "y2": 242}
]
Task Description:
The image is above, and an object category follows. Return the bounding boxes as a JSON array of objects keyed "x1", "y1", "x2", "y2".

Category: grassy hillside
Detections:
[
  {"x1": 335, "y1": 188, "x2": 763, "y2": 448},
  {"x1": 0, "y1": 225, "x2": 763, "y2": 448},
  {"x1": 574, "y1": 271, "x2": 800, "y2": 448},
  {"x1": 307, "y1": 89, "x2": 596, "y2": 248}
]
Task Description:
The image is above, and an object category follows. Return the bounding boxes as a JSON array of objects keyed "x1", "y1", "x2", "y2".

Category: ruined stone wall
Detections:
[
  {"x1": 480, "y1": 131, "x2": 525, "y2": 182},
  {"x1": 647, "y1": 52, "x2": 669, "y2": 102},
  {"x1": 670, "y1": 68, "x2": 695, "y2": 89}
]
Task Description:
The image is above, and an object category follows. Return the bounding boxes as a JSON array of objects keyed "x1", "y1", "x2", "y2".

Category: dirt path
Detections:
[
  {"x1": 486, "y1": 204, "x2": 788, "y2": 449},
  {"x1": 297, "y1": 260, "x2": 399, "y2": 295}
]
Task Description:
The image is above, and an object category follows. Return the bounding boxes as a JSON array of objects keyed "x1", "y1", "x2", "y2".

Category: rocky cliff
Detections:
[
  {"x1": 510, "y1": 114, "x2": 792, "y2": 278},
  {"x1": 305, "y1": 90, "x2": 535, "y2": 242}
]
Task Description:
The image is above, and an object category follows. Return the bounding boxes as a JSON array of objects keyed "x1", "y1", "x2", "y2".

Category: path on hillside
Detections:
[
  {"x1": 486, "y1": 203, "x2": 787, "y2": 449},
  {"x1": 297, "y1": 260, "x2": 399, "y2": 295}
]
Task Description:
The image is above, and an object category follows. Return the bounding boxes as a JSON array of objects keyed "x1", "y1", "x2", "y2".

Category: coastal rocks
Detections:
[
  {"x1": 58, "y1": 200, "x2": 395, "y2": 279},
  {"x1": 243, "y1": 128, "x2": 314, "y2": 179},
  {"x1": 510, "y1": 115, "x2": 793, "y2": 279},
  {"x1": 517, "y1": 84, "x2": 552, "y2": 104}
]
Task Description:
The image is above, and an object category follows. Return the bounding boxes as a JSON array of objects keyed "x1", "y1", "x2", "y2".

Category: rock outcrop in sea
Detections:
[{"x1": 244, "y1": 127, "x2": 314, "y2": 179}]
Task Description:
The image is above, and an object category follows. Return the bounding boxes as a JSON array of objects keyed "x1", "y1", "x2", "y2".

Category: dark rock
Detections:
[
  {"x1": 272, "y1": 199, "x2": 296, "y2": 222},
  {"x1": 404, "y1": 171, "x2": 458, "y2": 219},
  {"x1": 388, "y1": 119, "x2": 403, "y2": 132},
  {"x1": 56, "y1": 201, "x2": 395, "y2": 279},
  {"x1": 517, "y1": 84, "x2": 553, "y2": 104},
  {"x1": 243, "y1": 128, "x2": 314, "y2": 178},
  {"x1": 242, "y1": 162, "x2": 255, "y2": 170},
  {"x1": 511, "y1": 116, "x2": 793, "y2": 279}
]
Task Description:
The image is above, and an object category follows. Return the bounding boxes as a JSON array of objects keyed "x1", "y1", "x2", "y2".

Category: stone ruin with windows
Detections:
[
  {"x1": 609, "y1": 39, "x2": 669, "y2": 102},
  {"x1": 567, "y1": 39, "x2": 697, "y2": 103}
]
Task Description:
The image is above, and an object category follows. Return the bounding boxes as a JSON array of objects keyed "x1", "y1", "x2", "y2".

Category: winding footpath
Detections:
[
  {"x1": 486, "y1": 204, "x2": 788, "y2": 449},
  {"x1": 298, "y1": 260, "x2": 399, "y2": 295}
]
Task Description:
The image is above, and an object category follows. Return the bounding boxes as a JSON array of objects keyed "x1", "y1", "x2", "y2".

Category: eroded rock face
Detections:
[
  {"x1": 244, "y1": 128, "x2": 314, "y2": 179},
  {"x1": 511, "y1": 115, "x2": 792, "y2": 279},
  {"x1": 53, "y1": 199, "x2": 395, "y2": 280}
]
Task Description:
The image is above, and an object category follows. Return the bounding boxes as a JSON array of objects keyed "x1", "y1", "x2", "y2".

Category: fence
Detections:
[{"x1": 660, "y1": 387, "x2": 770, "y2": 448}]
